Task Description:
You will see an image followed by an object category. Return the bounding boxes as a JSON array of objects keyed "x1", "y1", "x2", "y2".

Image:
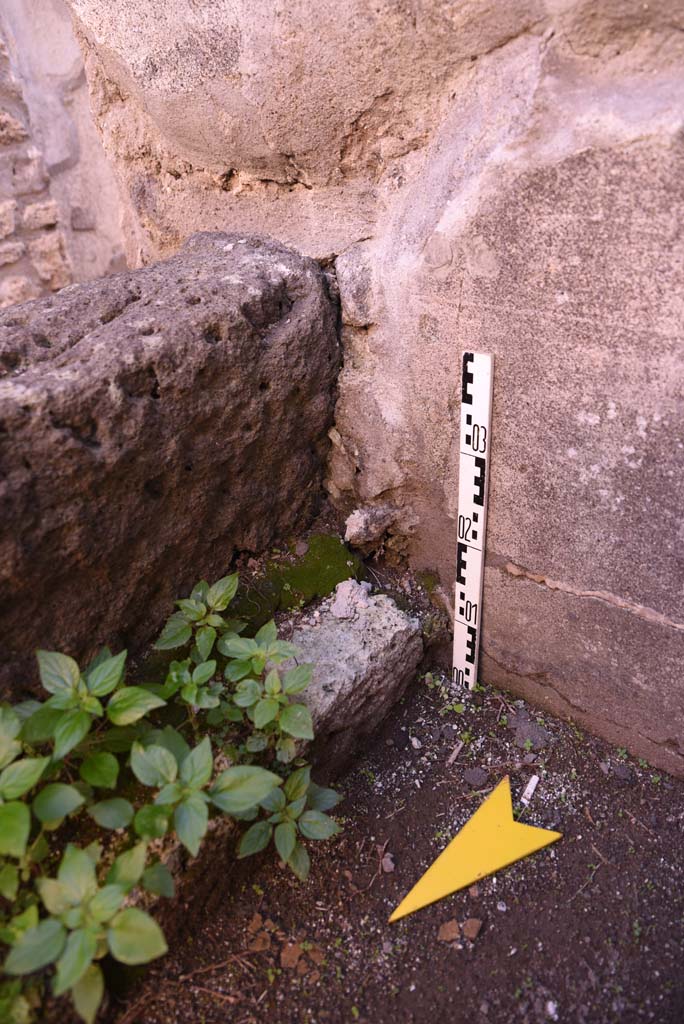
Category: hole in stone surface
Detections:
[
  {"x1": 259, "y1": 381, "x2": 270, "y2": 391},
  {"x1": 144, "y1": 477, "x2": 163, "y2": 499},
  {"x1": 186, "y1": 296, "x2": 201, "y2": 306},
  {"x1": 32, "y1": 332, "x2": 51, "y2": 349},
  {"x1": 203, "y1": 323, "x2": 221, "y2": 345}
]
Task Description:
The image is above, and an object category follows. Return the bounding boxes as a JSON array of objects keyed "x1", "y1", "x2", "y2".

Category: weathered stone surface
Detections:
[
  {"x1": 0, "y1": 232, "x2": 339, "y2": 696},
  {"x1": 22, "y1": 200, "x2": 59, "y2": 230},
  {"x1": 0, "y1": 198, "x2": 15, "y2": 238},
  {"x1": 63, "y1": 0, "x2": 684, "y2": 771},
  {"x1": 292, "y1": 580, "x2": 423, "y2": 773},
  {"x1": 482, "y1": 566, "x2": 684, "y2": 776}
]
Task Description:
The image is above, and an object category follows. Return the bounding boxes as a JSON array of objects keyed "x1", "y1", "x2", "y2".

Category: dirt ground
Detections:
[{"x1": 105, "y1": 674, "x2": 684, "y2": 1024}]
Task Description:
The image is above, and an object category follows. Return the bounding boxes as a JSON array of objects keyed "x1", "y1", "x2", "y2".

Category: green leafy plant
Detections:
[{"x1": 0, "y1": 573, "x2": 340, "y2": 1023}]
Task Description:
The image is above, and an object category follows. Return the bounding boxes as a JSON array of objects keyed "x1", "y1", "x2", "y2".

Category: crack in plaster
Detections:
[{"x1": 492, "y1": 555, "x2": 684, "y2": 633}]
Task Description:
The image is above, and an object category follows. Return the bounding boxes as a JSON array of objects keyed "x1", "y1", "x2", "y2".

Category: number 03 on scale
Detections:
[{"x1": 453, "y1": 352, "x2": 493, "y2": 690}]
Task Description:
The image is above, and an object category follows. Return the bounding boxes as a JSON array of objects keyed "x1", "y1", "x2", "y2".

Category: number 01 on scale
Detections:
[{"x1": 453, "y1": 352, "x2": 493, "y2": 690}]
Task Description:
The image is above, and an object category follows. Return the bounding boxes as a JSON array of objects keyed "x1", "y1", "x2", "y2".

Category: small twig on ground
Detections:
[
  {"x1": 624, "y1": 809, "x2": 655, "y2": 838},
  {"x1": 567, "y1": 863, "x2": 601, "y2": 904},
  {"x1": 178, "y1": 952, "x2": 254, "y2": 981},
  {"x1": 590, "y1": 843, "x2": 613, "y2": 867},
  {"x1": 447, "y1": 740, "x2": 464, "y2": 766},
  {"x1": 189, "y1": 984, "x2": 239, "y2": 1005}
]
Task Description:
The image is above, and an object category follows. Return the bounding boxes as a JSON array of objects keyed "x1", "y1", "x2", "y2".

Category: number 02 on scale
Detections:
[{"x1": 453, "y1": 352, "x2": 493, "y2": 690}]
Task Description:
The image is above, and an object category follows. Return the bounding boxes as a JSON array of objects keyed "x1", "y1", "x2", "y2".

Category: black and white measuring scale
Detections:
[{"x1": 453, "y1": 352, "x2": 493, "y2": 690}]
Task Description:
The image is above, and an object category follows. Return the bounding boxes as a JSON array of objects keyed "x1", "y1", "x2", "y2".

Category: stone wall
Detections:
[
  {"x1": 0, "y1": 0, "x2": 123, "y2": 308},
  {"x1": 44, "y1": 1, "x2": 684, "y2": 773},
  {"x1": 0, "y1": 233, "x2": 339, "y2": 697},
  {"x1": 0, "y1": 33, "x2": 72, "y2": 307}
]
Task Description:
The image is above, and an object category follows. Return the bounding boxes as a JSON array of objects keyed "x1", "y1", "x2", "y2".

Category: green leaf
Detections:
[
  {"x1": 107, "y1": 908, "x2": 167, "y2": 965},
  {"x1": 218, "y1": 636, "x2": 257, "y2": 660},
  {"x1": 99, "y1": 724, "x2": 144, "y2": 753},
  {"x1": 131, "y1": 742, "x2": 177, "y2": 787},
  {"x1": 260, "y1": 786, "x2": 286, "y2": 812},
  {"x1": 275, "y1": 821, "x2": 296, "y2": 862},
  {"x1": 287, "y1": 841, "x2": 310, "y2": 882},
  {"x1": 37, "y1": 877, "x2": 71, "y2": 914},
  {"x1": 58, "y1": 845, "x2": 97, "y2": 902},
  {"x1": 306, "y1": 781, "x2": 341, "y2": 812},
  {"x1": 174, "y1": 795, "x2": 208, "y2": 856},
  {"x1": 86, "y1": 647, "x2": 112, "y2": 673},
  {"x1": 44, "y1": 691, "x2": 78, "y2": 712},
  {"x1": 0, "y1": 705, "x2": 21, "y2": 741},
  {"x1": 0, "y1": 798, "x2": 29, "y2": 856},
  {"x1": 86, "y1": 650, "x2": 127, "y2": 697},
  {"x1": 287, "y1": 796, "x2": 306, "y2": 819},
  {"x1": 107, "y1": 687, "x2": 166, "y2": 726},
  {"x1": 175, "y1": 599, "x2": 206, "y2": 621},
  {"x1": 154, "y1": 782, "x2": 183, "y2": 806},
  {"x1": 245, "y1": 734, "x2": 268, "y2": 753},
  {"x1": 180, "y1": 737, "x2": 213, "y2": 789},
  {"x1": 210, "y1": 766, "x2": 282, "y2": 816},
  {"x1": 190, "y1": 580, "x2": 209, "y2": 602},
  {"x1": 253, "y1": 698, "x2": 279, "y2": 729},
  {"x1": 72, "y1": 963, "x2": 104, "y2": 1024},
  {"x1": 255, "y1": 619, "x2": 278, "y2": 645},
  {"x1": 283, "y1": 765, "x2": 311, "y2": 803},
  {"x1": 298, "y1": 810, "x2": 340, "y2": 840},
  {"x1": 0, "y1": 756, "x2": 49, "y2": 799},
  {"x1": 238, "y1": 821, "x2": 273, "y2": 858},
  {"x1": 53, "y1": 927, "x2": 96, "y2": 996},
  {"x1": 53, "y1": 709, "x2": 91, "y2": 760},
  {"x1": 134, "y1": 804, "x2": 170, "y2": 840},
  {"x1": 20, "y1": 705, "x2": 62, "y2": 745},
  {"x1": 195, "y1": 627, "x2": 216, "y2": 663},
  {"x1": 264, "y1": 669, "x2": 282, "y2": 696},
  {"x1": 144, "y1": 726, "x2": 190, "y2": 766},
  {"x1": 268, "y1": 640, "x2": 300, "y2": 661},
  {"x1": 0, "y1": 906, "x2": 38, "y2": 946},
  {"x1": 233, "y1": 680, "x2": 261, "y2": 707},
  {"x1": 279, "y1": 703, "x2": 314, "y2": 740},
  {"x1": 223, "y1": 658, "x2": 252, "y2": 682},
  {"x1": 276, "y1": 737, "x2": 297, "y2": 764},
  {"x1": 88, "y1": 798, "x2": 134, "y2": 830},
  {"x1": 142, "y1": 861, "x2": 174, "y2": 899},
  {"x1": 0, "y1": 863, "x2": 18, "y2": 901},
  {"x1": 79, "y1": 752, "x2": 119, "y2": 789},
  {"x1": 192, "y1": 659, "x2": 216, "y2": 686},
  {"x1": 36, "y1": 650, "x2": 80, "y2": 695},
  {"x1": 106, "y1": 842, "x2": 147, "y2": 891},
  {"x1": 206, "y1": 573, "x2": 238, "y2": 611},
  {"x1": 33, "y1": 784, "x2": 85, "y2": 825},
  {"x1": 89, "y1": 884, "x2": 126, "y2": 923},
  {"x1": 4, "y1": 919, "x2": 66, "y2": 976},
  {"x1": 154, "y1": 614, "x2": 192, "y2": 651},
  {"x1": 283, "y1": 664, "x2": 313, "y2": 695}
]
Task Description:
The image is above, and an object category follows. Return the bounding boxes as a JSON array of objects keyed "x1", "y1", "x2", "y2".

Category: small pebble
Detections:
[{"x1": 497, "y1": 901, "x2": 507, "y2": 912}]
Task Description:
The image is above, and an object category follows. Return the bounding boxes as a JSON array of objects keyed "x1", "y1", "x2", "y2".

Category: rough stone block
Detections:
[
  {"x1": 291, "y1": 580, "x2": 424, "y2": 773},
  {"x1": 28, "y1": 231, "x2": 71, "y2": 288},
  {"x1": 0, "y1": 199, "x2": 16, "y2": 239},
  {"x1": 0, "y1": 273, "x2": 39, "y2": 308},
  {"x1": 0, "y1": 240, "x2": 24, "y2": 265},
  {"x1": 0, "y1": 232, "x2": 340, "y2": 696},
  {"x1": 0, "y1": 108, "x2": 28, "y2": 145},
  {"x1": 22, "y1": 199, "x2": 59, "y2": 230}
]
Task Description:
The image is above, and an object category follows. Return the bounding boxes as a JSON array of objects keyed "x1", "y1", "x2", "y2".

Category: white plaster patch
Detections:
[{"x1": 576, "y1": 410, "x2": 600, "y2": 426}]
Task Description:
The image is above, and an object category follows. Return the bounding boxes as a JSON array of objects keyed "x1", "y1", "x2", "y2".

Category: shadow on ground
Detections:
[{"x1": 108, "y1": 677, "x2": 684, "y2": 1024}]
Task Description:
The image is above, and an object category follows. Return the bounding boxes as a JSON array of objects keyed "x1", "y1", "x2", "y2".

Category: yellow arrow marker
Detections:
[{"x1": 389, "y1": 776, "x2": 561, "y2": 922}]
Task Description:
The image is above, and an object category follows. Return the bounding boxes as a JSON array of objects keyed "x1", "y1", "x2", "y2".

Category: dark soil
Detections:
[{"x1": 105, "y1": 677, "x2": 684, "y2": 1024}]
